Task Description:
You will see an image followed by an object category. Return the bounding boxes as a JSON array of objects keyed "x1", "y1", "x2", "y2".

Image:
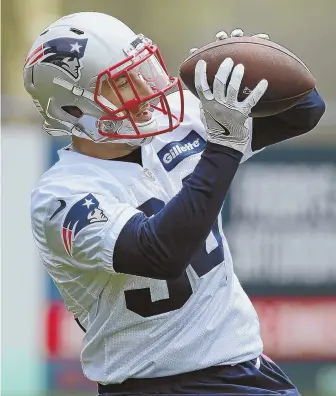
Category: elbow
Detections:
[
  {"x1": 306, "y1": 96, "x2": 326, "y2": 131},
  {"x1": 113, "y1": 250, "x2": 189, "y2": 280},
  {"x1": 299, "y1": 92, "x2": 326, "y2": 133},
  {"x1": 286, "y1": 90, "x2": 326, "y2": 134},
  {"x1": 163, "y1": 268, "x2": 186, "y2": 281},
  {"x1": 156, "y1": 258, "x2": 189, "y2": 280}
]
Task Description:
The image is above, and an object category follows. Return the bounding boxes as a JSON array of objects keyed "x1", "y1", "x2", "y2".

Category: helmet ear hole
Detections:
[{"x1": 61, "y1": 105, "x2": 83, "y2": 118}]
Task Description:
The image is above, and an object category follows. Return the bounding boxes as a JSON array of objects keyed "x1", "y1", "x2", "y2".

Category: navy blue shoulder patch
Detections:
[{"x1": 157, "y1": 130, "x2": 206, "y2": 171}]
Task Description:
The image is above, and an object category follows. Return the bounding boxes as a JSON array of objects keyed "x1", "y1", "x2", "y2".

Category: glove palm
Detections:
[{"x1": 195, "y1": 58, "x2": 268, "y2": 153}]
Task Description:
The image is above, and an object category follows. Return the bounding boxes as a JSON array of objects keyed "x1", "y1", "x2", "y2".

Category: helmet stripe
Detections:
[{"x1": 24, "y1": 44, "x2": 44, "y2": 68}]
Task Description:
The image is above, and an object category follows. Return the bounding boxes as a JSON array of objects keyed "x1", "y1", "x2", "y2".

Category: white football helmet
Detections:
[{"x1": 23, "y1": 12, "x2": 184, "y2": 145}]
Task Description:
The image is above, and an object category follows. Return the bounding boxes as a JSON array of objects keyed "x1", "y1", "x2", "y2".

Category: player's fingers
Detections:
[
  {"x1": 213, "y1": 57, "x2": 234, "y2": 103},
  {"x1": 215, "y1": 31, "x2": 228, "y2": 41},
  {"x1": 226, "y1": 64, "x2": 245, "y2": 105},
  {"x1": 252, "y1": 33, "x2": 270, "y2": 40},
  {"x1": 244, "y1": 79, "x2": 268, "y2": 109},
  {"x1": 189, "y1": 47, "x2": 199, "y2": 55},
  {"x1": 230, "y1": 28, "x2": 244, "y2": 38},
  {"x1": 194, "y1": 59, "x2": 214, "y2": 101}
]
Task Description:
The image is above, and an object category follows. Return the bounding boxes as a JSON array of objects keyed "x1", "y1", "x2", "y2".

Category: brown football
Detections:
[{"x1": 179, "y1": 37, "x2": 316, "y2": 117}]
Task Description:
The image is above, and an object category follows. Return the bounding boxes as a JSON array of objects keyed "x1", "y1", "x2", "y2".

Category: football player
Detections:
[{"x1": 24, "y1": 12, "x2": 325, "y2": 396}]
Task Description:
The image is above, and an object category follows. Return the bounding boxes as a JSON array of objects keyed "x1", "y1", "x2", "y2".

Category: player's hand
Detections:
[
  {"x1": 214, "y1": 28, "x2": 270, "y2": 41},
  {"x1": 195, "y1": 58, "x2": 268, "y2": 153},
  {"x1": 189, "y1": 29, "x2": 270, "y2": 56}
]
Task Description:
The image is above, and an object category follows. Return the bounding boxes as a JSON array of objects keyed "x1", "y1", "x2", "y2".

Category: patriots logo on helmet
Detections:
[
  {"x1": 61, "y1": 194, "x2": 108, "y2": 256},
  {"x1": 24, "y1": 37, "x2": 88, "y2": 81}
]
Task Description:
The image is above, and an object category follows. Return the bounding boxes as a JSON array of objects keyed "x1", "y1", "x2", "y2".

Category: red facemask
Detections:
[{"x1": 94, "y1": 35, "x2": 185, "y2": 140}]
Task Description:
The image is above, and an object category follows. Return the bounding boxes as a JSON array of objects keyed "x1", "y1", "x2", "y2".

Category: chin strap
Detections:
[{"x1": 127, "y1": 136, "x2": 154, "y2": 146}]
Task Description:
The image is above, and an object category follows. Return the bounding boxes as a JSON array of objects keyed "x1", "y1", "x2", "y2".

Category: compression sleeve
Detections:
[
  {"x1": 251, "y1": 89, "x2": 326, "y2": 151},
  {"x1": 113, "y1": 143, "x2": 242, "y2": 280}
]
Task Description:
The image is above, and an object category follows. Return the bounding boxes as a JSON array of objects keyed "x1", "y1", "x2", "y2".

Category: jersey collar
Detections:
[{"x1": 58, "y1": 144, "x2": 155, "y2": 172}]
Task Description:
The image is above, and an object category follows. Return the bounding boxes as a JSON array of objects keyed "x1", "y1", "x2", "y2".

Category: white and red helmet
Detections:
[{"x1": 23, "y1": 12, "x2": 184, "y2": 145}]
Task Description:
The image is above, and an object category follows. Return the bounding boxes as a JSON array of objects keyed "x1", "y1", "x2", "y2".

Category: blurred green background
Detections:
[
  {"x1": 2, "y1": 0, "x2": 336, "y2": 141},
  {"x1": 1, "y1": 1, "x2": 335, "y2": 396}
]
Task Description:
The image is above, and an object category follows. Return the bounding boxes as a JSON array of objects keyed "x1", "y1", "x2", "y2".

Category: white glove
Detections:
[
  {"x1": 215, "y1": 28, "x2": 270, "y2": 41},
  {"x1": 189, "y1": 29, "x2": 270, "y2": 56},
  {"x1": 195, "y1": 58, "x2": 268, "y2": 153}
]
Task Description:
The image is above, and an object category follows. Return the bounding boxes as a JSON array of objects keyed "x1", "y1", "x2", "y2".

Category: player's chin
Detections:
[{"x1": 132, "y1": 110, "x2": 152, "y2": 123}]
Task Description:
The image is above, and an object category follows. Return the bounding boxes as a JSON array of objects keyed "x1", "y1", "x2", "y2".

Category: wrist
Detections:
[{"x1": 205, "y1": 141, "x2": 244, "y2": 160}]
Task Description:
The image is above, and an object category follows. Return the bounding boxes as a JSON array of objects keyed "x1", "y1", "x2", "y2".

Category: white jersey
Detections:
[{"x1": 31, "y1": 90, "x2": 263, "y2": 384}]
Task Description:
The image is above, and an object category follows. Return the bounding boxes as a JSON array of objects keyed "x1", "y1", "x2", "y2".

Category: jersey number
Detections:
[{"x1": 124, "y1": 177, "x2": 225, "y2": 317}]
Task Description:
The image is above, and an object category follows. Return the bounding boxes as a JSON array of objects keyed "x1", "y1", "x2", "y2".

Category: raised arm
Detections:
[
  {"x1": 251, "y1": 89, "x2": 326, "y2": 150},
  {"x1": 113, "y1": 59, "x2": 268, "y2": 279}
]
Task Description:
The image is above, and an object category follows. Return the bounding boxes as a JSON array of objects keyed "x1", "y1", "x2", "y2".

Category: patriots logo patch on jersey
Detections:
[
  {"x1": 61, "y1": 194, "x2": 108, "y2": 256},
  {"x1": 157, "y1": 130, "x2": 206, "y2": 171},
  {"x1": 24, "y1": 37, "x2": 88, "y2": 81}
]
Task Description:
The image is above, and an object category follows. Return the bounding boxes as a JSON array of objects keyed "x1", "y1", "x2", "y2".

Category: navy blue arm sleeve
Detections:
[
  {"x1": 113, "y1": 143, "x2": 242, "y2": 280},
  {"x1": 251, "y1": 89, "x2": 326, "y2": 151}
]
